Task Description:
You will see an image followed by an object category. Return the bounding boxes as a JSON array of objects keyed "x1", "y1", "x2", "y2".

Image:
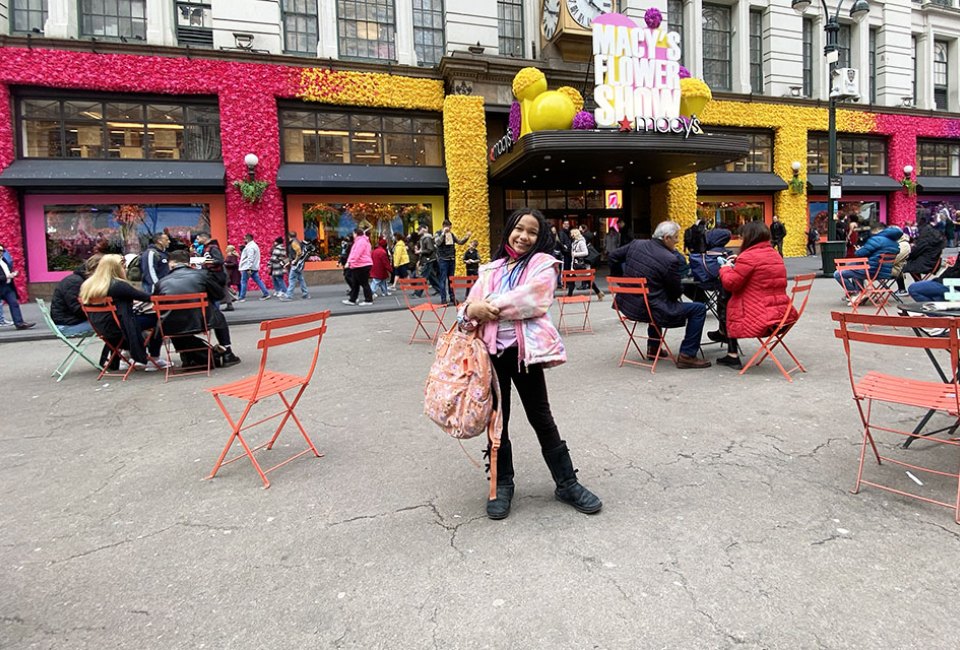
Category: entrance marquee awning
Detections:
[
  {"x1": 276, "y1": 164, "x2": 448, "y2": 190},
  {"x1": 696, "y1": 172, "x2": 788, "y2": 192},
  {"x1": 0, "y1": 160, "x2": 226, "y2": 188},
  {"x1": 488, "y1": 130, "x2": 751, "y2": 189},
  {"x1": 917, "y1": 176, "x2": 960, "y2": 194},
  {"x1": 806, "y1": 174, "x2": 903, "y2": 193}
]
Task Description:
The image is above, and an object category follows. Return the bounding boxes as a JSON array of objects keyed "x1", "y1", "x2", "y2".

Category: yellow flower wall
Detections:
[
  {"x1": 297, "y1": 69, "x2": 444, "y2": 110},
  {"x1": 443, "y1": 95, "x2": 490, "y2": 274}
]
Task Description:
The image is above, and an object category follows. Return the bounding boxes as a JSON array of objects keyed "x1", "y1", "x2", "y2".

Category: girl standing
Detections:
[
  {"x1": 458, "y1": 208, "x2": 602, "y2": 520},
  {"x1": 269, "y1": 237, "x2": 289, "y2": 297},
  {"x1": 391, "y1": 232, "x2": 410, "y2": 290}
]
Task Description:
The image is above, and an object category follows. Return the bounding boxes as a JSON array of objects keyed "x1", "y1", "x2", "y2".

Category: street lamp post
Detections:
[{"x1": 792, "y1": 0, "x2": 870, "y2": 258}]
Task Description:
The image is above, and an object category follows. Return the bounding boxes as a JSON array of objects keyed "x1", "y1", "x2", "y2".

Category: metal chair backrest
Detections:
[
  {"x1": 151, "y1": 293, "x2": 209, "y2": 337},
  {"x1": 35, "y1": 298, "x2": 67, "y2": 338},
  {"x1": 606, "y1": 276, "x2": 654, "y2": 321},
  {"x1": 397, "y1": 277, "x2": 439, "y2": 310},
  {"x1": 249, "y1": 311, "x2": 330, "y2": 399},
  {"x1": 449, "y1": 275, "x2": 477, "y2": 295},
  {"x1": 788, "y1": 273, "x2": 816, "y2": 321},
  {"x1": 560, "y1": 269, "x2": 595, "y2": 288},
  {"x1": 873, "y1": 252, "x2": 897, "y2": 282},
  {"x1": 81, "y1": 297, "x2": 123, "y2": 337},
  {"x1": 834, "y1": 257, "x2": 870, "y2": 275}
]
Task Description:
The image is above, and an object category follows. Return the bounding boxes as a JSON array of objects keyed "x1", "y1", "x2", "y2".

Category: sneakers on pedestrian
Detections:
[
  {"x1": 0, "y1": 321, "x2": 11, "y2": 327},
  {"x1": 237, "y1": 298, "x2": 246, "y2": 303},
  {"x1": 220, "y1": 351, "x2": 242, "y2": 366},
  {"x1": 676, "y1": 353, "x2": 711, "y2": 369},
  {"x1": 706, "y1": 329, "x2": 728, "y2": 343},
  {"x1": 141, "y1": 357, "x2": 171, "y2": 372},
  {"x1": 119, "y1": 360, "x2": 131, "y2": 371},
  {"x1": 716, "y1": 354, "x2": 743, "y2": 369},
  {"x1": 357, "y1": 301, "x2": 373, "y2": 306},
  {"x1": 14, "y1": 322, "x2": 36, "y2": 330},
  {"x1": 342, "y1": 299, "x2": 358, "y2": 306},
  {"x1": 259, "y1": 294, "x2": 272, "y2": 301},
  {"x1": 302, "y1": 294, "x2": 310, "y2": 300},
  {"x1": 223, "y1": 304, "x2": 235, "y2": 311},
  {"x1": 278, "y1": 294, "x2": 291, "y2": 301}
]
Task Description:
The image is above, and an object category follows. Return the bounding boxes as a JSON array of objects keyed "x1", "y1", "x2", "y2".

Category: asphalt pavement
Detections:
[{"x1": 3, "y1": 254, "x2": 960, "y2": 649}]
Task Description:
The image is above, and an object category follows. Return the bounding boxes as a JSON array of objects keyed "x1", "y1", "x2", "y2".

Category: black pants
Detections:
[
  {"x1": 348, "y1": 265, "x2": 373, "y2": 303},
  {"x1": 567, "y1": 281, "x2": 602, "y2": 297},
  {"x1": 490, "y1": 347, "x2": 563, "y2": 479}
]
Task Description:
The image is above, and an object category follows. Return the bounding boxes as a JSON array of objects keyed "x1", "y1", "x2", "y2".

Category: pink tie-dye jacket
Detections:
[{"x1": 458, "y1": 252, "x2": 566, "y2": 369}]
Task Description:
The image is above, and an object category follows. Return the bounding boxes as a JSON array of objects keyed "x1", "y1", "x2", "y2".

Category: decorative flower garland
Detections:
[
  {"x1": 297, "y1": 68, "x2": 444, "y2": 111},
  {"x1": 443, "y1": 95, "x2": 488, "y2": 275}
]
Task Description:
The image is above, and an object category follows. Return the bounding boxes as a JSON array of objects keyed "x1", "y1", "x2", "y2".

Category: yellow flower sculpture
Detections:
[
  {"x1": 513, "y1": 67, "x2": 549, "y2": 137},
  {"x1": 556, "y1": 86, "x2": 585, "y2": 113},
  {"x1": 443, "y1": 95, "x2": 490, "y2": 274},
  {"x1": 297, "y1": 68, "x2": 444, "y2": 111},
  {"x1": 679, "y1": 77, "x2": 713, "y2": 118}
]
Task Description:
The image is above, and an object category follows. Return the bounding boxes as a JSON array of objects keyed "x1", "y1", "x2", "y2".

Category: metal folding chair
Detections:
[
  {"x1": 556, "y1": 269, "x2": 596, "y2": 335},
  {"x1": 943, "y1": 278, "x2": 960, "y2": 302},
  {"x1": 449, "y1": 275, "x2": 478, "y2": 306},
  {"x1": 397, "y1": 278, "x2": 448, "y2": 344},
  {"x1": 864, "y1": 253, "x2": 897, "y2": 316},
  {"x1": 206, "y1": 311, "x2": 330, "y2": 489},
  {"x1": 606, "y1": 276, "x2": 674, "y2": 372},
  {"x1": 151, "y1": 293, "x2": 212, "y2": 382},
  {"x1": 739, "y1": 273, "x2": 814, "y2": 382},
  {"x1": 833, "y1": 310, "x2": 960, "y2": 523},
  {"x1": 36, "y1": 298, "x2": 100, "y2": 381},
  {"x1": 81, "y1": 298, "x2": 137, "y2": 381}
]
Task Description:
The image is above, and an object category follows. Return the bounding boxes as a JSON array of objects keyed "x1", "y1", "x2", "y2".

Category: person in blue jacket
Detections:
[{"x1": 833, "y1": 224, "x2": 903, "y2": 293}]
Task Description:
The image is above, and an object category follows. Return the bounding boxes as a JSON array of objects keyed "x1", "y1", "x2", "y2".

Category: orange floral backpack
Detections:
[{"x1": 424, "y1": 327, "x2": 503, "y2": 498}]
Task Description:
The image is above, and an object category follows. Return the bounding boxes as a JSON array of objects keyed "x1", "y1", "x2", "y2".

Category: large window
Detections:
[
  {"x1": 918, "y1": 140, "x2": 960, "y2": 177},
  {"x1": 413, "y1": 0, "x2": 444, "y2": 66},
  {"x1": 80, "y1": 0, "x2": 146, "y2": 40},
  {"x1": 868, "y1": 27, "x2": 877, "y2": 104},
  {"x1": 802, "y1": 17, "x2": 813, "y2": 98},
  {"x1": 912, "y1": 36, "x2": 917, "y2": 105},
  {"x1": 809, "y1": 199, "x2": 883, "y2": 237},
  {"x1": 506, "y1": 189, "x2": 609, "y2": 211},
  {"x1": 498, "y1": 0, "x2": 523, "y2": 56},
  {"x1": 18, "y1": 96, "x2": 222, "y2": 160},
  {"x1": 282, "y1": 0, "x2": 319, "y2": 55},
  {"x1": 280, "y1": 108, "x2": 443, "y2": 166},
  {"x1": 697, "y1": 200, "x2": 766, "y2": 233},
  {"x1": 667, "y1": 0, "x2": 684, "y2": 66},
  {"x1": 702, "y1": 4, "x2": 732, "y2": 92},
  {"x1": 176, "y1": 1, "x2": 213, "y2": 47},
  {"x1": 44, "y1": 202, "x2": 211, "y2": 271},
  {"x1": 11, "y1": 0, "x2": 47, "y2": 33},
  {"x1": 836, "y1": 23, "x2": 851, "y2": 68},
  {"x1": 749, "y1": 10, "x2": 763, "y2": 94},
  {"x1": 807, "y1": 133, "x2": 886, "y2": 175},
  {"x1": 935, "y1": 40, "x2": 949, "y2": 111},
  {"x1": 338, "y1": 0, "x2": 396, "y2": 60},
  {"x1": 706, "y1": 129, "x2": 773, "y2": 172}
]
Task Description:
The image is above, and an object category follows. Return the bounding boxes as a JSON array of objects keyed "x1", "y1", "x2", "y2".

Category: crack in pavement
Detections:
[{"x1": 662, "y1": 555, "x2": 749, "y2": 646}]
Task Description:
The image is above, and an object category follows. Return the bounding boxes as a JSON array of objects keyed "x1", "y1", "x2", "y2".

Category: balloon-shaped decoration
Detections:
[
  {"x1": 528, "y1": 91, "x2": 576, "y2": 132},
  {"x1": 556, "y1": 86, "x2": 584, "y2": 113},
  {"x1": 678, "y1": 65, "x2": 691, "y2": 79},
  {"x1": 572, "y1": 111, "x2": 596, "y2": 130},
  {"x1": 679, "y1": 77, "x2": 713, "y2": 118},
  {"x1": 512, "y1": 67, "x2": 549, "y2": 136},
  {"x1": 644, "y1": 7, "x2": 662, "y2": 28}
]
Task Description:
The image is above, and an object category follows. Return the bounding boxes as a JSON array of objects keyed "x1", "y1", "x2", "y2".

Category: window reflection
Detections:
[{"x1": 697, "y1": 200, "x2": 765, "y2": 232}]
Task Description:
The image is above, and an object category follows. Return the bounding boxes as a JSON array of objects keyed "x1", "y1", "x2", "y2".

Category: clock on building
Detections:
[
  {"x1": 542, "y1": 0, "x2": 560, "y2": 40},
  {"x1": 565, "y1": 0, "x2": 613, "y2": 28}
]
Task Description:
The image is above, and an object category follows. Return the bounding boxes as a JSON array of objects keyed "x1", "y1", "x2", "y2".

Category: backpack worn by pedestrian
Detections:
[
  {"x1": 126, "y1": 255, "x2": 142, "y2": 282},
  {"x1": 423, "y1": 327, "x2": 503, "y2": 499}
]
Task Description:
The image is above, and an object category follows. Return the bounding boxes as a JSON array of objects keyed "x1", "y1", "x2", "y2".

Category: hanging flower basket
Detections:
[
  {"x1": 232, "y1": 179, "x2": 269, "y2": 204},
  {"x1": 901, "y1": 178, "x2": 917, "y2": 196},
  {"x1": 789, "y1": 176, "x2": 805, "y2": 194},
  {"x1": 304, "y1": 203, "x2": 341, "y2": 229}
]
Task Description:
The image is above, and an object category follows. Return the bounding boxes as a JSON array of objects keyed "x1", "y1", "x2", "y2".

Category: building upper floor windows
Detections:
[
  {"x1": 80, "y1": 0, "x2": 146, "y2": 41},
  {"x1": 11, "y1": 0, "x2": 47, "y2": 34},
  {"x1": 282, "y1": 0, "x2": 320, "y2": 55},
  {"x1": 702, "y1": 4, "x2": 732, "y2": 92},
  {"x1": 17, "y1": 95, "x2": 222, "y2": 161},
  {"x1": 280, "y1": 107, "x2": 443, "y2": 166},
  {"x1": 413, "y1": 0, "x2": 444, "y2": 66},
  {"x1": 667, "y1": 0, "x2": 684, "y2": 66},
  {"x1": 918, "y1": 140, "x2": 960, "y2": 177},
  {"x1": 802, "y1": 17, "x2": 813, "y2": 98},
  {"x1": 706, "y1": 129, "x2": 773, "y2": 172},
  {"x1": 498, "y1": 0, "x2": 523, "y2": 57},
  {"x1": 337, "y1": 0, "x2": 397, "y2": 61},
  {"x1": 934, "y1": 41, "x2": 949, "y2": 111},
  {"x1": 176, "y1": 1, "x2": 213, "y2": 48},
  {"x1": 807, "y1": 133, "x2": 886, "y2": 175}
]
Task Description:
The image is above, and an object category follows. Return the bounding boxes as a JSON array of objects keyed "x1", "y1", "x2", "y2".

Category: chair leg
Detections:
[
  {"x1": 206, "y1": 397, "x2": 271, "y2": 488},
  {"x1": 267, "y1": 389, "x2": 322, "y2": 459}
]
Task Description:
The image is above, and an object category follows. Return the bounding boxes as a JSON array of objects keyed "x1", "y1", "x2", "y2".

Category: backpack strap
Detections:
[{"x1": 486, "y1": 364, "x2": 503, "y2": 501}]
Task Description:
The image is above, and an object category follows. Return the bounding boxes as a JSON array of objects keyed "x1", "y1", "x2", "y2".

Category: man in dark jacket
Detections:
[
  {"x1": 196, "y1": 231, "x2": 234, "y2": 311},
  {"x1": 683, "y1": 217, "x2": 707, "y2": 255},
  {"x1": 154, "y1": 250, "x2": 240, "y2": 367},
  {"x1": 434, "y1": 219, "x2": 471, "y2": 304},
  {"x1": 558, "y1": 219, "x2": 573, "y2": 275},
  {"x1": 608, "y1": 221, "x2": 711, "y2": 369},
  {"x1": 51, "y1": 254, "x2": 101, "y2": 335},
  {"x1": 903, "y1": 217, "x2": 945, "y2": 279},
  {"x1": 770, "y1": 215, "x2": 787, "y2": 256},
  {"x1": 140, "y1": 233, "x2": 170, "y2": 294},
  {"x1": 834, "y1": 225, "x2": 903, "y2": 293}
]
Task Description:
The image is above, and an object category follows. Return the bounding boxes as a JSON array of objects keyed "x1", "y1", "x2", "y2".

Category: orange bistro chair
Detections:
[
  {"x1": 556, "y1": 269, "x2": 596, "y2": 335},
  {"x1": 449, "y1": 275, "x2": 478, "y2": 306},
  {"x1": 864, "y1": 252, "x2": 898, "y2": 316},
  {"x1": 397, "y1": 277, "x2": 448, "y2": 344},
  {"x1": 81, "y1": 298, "x2": 138, "y2": 381},
  {"x1": 739, "y1": 273, "x2": 815, "y2": 382},
  {"x1": 833, "y1": 310, "x2": 960, "y2": 523},
  {"x1": 205, "y1": 311, "x2": 330, "y2": 489},
  {"x1": 151, "y1": 293, "x2": 212, "y2": 382},
  {"x1": 606, "y1": 276, "x2": 674, "y2": 372},
  {"x1": 834, "y1": 257, "x2": 872, "y2": 313}
]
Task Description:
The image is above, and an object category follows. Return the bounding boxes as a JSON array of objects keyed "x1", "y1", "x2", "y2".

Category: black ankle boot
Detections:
[
  {"x1": 486, "y1": 440, "x2": 515, "y2": 520},
  {"x1": 541, "y1": 442, "x2": 602, "y2": 514}
]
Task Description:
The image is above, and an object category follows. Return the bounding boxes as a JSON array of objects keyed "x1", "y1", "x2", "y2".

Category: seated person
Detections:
[
  {"x1": 907, "y1": 255, "x2": 960, "y2": 303},
  {"x1": 715, "y1": 222, "x2": 798, "y2": 369},
  {"x1": 79, "y1": 254, "x2": 165, "y2": 369},
  {"x1": 154, "y1": 250, "x2": 240, "y2": 367},
  {"x1": 51, "y1": 254, "x2": 101, "y2": 336},
  {"x1": 608, "y1": 220, "x2": 711, "y2": 369},
  {"x1": 685, "y1": 228, "x2": 731, "y2": 303},
  {"x1": 833, "y1": 224, "x2": 903, "y2": 296},
  {"x1": 903, "y1": 216, "x2": 945, "y2": 280}
]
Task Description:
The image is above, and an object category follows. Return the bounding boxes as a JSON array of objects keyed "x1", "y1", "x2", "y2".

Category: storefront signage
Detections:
[
  {"x1": 592, "y1": 14, "x2": 683, "y2": 129},
  {"x1": 639, "y1": 115, "x2": 701, "y2": 138},
  {"x1": 489, "y1": 128, "x2": 515, "y2": 162}
]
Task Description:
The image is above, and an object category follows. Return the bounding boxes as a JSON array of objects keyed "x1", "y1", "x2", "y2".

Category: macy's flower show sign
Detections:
[{"x1": 592, "y1": 13, "x2": 687, "y2": 133}]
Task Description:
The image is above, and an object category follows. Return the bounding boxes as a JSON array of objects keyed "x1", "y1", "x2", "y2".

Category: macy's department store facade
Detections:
[{"x1": 0, "y1": 41, "x2": 958, "y2": 299}]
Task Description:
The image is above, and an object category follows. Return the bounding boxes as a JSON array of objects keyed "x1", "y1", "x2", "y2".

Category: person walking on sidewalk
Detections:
[
  {"x1": 0, "y1": 243, "x2": 35, "y2": 330},
  {"x1": 435, "y1": 219, "x2": 471, "y2": 305},
  {"x1": 391, "y1": 232, "x2": 410, "y2": 290},
  {"x1": 370, "y1": 237, "x2": 393, "y2": 297},
  {"x1": 457, "y1": 207, "x2": 602, "y2": 520},
  {"x1": 415, "y1": 226, "x2": 439, "y2": 297},
  {"x1": 269, "y1": 237, "x2": 289, "y2": 298},
  {"x1": 284, "y1": 233, "x2": 313, "y2": 300},
  {"x1": 237, "y1": 233, "x2": 271, "y2": 302},
  {"x1": 568, "y1": 228, "x2": 604, "y2": 300},
  {"x1": 770, "y1": 215, "x2": 787, "y2": 256},
  {"x1": 342, "y1": 228, "x2": 374, "y2": 306}
]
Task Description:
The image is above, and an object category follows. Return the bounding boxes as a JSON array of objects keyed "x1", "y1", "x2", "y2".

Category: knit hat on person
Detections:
[{"x1": 705, "y1": 228, "x2": 732, "y2": 249}]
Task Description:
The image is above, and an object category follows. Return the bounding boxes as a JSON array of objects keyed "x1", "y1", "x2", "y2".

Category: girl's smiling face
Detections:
[{"x1": 508, "y1": 214, "x2": 540, "y2": 256}]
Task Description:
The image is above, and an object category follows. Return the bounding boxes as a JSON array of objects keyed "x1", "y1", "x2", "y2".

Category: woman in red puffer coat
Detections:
[{"x1": 716, "y1": 221, "x2": 798, "y2": 369}]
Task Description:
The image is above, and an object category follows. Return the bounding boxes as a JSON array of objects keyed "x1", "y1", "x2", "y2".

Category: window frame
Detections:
[
  {"x1": 667, "y1": 0, "x2": 684, "y2": 66},
  {"x1": 868, "y1": 26, "x2": 877, "y2": 104},
  {"x1": 281, "y1": 0, "x2": 320, "y2": 56},
  {"x1": 175, "y1": 0, "x2": 214, "y2": 48},
  {"x1": 702, "y1": 3, "x2": 732, "y2": 92},
  {"x1": 802, "y1": 17, "x2": 813, "y2": 98},
  {"x1": 78, "y1": 0, "x2": 147, "y2": 41},
  {"x1": 806, "y1": 132, "x2": 887, "y2": 176},
  {"x1": 412, "y1": 0, "x2": 445, "y2": 66},
  {"x1": 336, "y1": 0, "x2": 398, "y2": 62},
  {"x1": 11, "y1": 0, "x2": 48, "y2": 34},
  {"x1": 749, "y1": 9, "x2": 763, "y2": 95},
  {"x1": 934, "y1": 40, "x2": 949, "y2": 111},
  {"x1": 705, "y1": 128, "x2": 774, "y2": 173},
  {"x1": 279, "y1": 105, "x2": 444, "y2": 167},
  {"x1": 497, "y1": 0, "x2": 524, "y2": 57},
  {"x1": 16, "y1": 91, "x2": 222, "y2": 162},
  {"x1": 917, "y1": 139, "x2": 960, "y2": 177}
]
